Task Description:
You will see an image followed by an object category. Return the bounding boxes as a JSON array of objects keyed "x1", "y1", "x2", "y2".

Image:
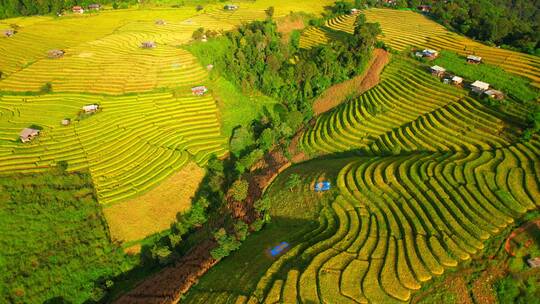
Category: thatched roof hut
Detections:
[
  {"x1": 141, "y1": 41, "x2": 156, "y2": 49},
  {"x1": 48, "y1": 49, "x2": 65, "y2": 58}
]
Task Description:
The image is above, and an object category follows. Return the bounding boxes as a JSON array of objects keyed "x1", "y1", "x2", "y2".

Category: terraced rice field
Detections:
[
  {"x1": 301, "y1": 57, "x2": 526, "y2": 155},
  {"x1": 185, "y1": 136, "x2": 540, "y2": 303},
  {"x1": 0, "y1": 92, "x2": 226, "y2": 204},
  {"x1": 299, "y1": 14, "x2": 356, "y2": 49},
  {"x1": 361, "y1": 9, "x2": 540, "y2": 88}
]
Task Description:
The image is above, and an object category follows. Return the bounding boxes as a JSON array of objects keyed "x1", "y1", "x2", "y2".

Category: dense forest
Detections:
[{"x1": 0, "y1": 166, "x2": 134, "y2": 303}]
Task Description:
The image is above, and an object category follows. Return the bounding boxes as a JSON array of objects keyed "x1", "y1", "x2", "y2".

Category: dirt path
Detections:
[{"x1": 312, "y1": 48, "x2": 390, "y2": 115}]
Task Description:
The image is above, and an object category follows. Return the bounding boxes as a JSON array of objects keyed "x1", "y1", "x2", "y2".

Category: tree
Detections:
[
  {"x1": 265, "y1": 6, "x2": 274, "y2": 19},
  {"x1": 196, "y1": 5, "x2": 203, "y2": 11},
  {"x1": 230, "y1": 179, "x2": 249, "y2": 201},
  {"x1": 285, "y1": 174, "x2": 302, "y2": 191},
  {"x1": 229, "y1": 126, "x2": 254, "y2": 157},
  {"x1": 192, "y1": 27, "x2": 205, "y2": 40},
  {"x1": 150, "y1": 245, "x2": 172, "y2": 265}
]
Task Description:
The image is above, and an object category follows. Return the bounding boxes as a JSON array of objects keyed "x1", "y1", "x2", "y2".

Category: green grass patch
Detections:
[
  {"x1": 0, "y1": 169, "x2": 135, "y2": 303},
  {"x1": 433, "y1": 51, "x2": 540, "y2": 103}
]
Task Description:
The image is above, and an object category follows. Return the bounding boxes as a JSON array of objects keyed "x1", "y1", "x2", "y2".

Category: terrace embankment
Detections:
[{"x1": 312, "y1": 48, "x2": 390, "y2": 115}]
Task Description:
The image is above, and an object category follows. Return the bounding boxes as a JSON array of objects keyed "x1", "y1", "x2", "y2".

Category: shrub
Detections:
[
  {"x1": 230, "y1": 179, "x2": 249, "y2": 201},
  {"x1": 40, "y1": 82, "x2": 52, "y2": 93}
]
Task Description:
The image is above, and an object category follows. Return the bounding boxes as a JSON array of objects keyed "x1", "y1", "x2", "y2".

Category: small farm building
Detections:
[
  {"x1": 141, "y1": 41, "x2": 156, "y2": 48},
  {"x1": 350, "y1": 8, "x2": 359, "y2": 14},
  {"x1": 484, "y1": 89, "x2": 504, "y2": 100},
  {"x1": 82, "y1": 104, "x2": 99, "y2": 113},
  {"x1": 527, "y1": 257, "x2": 540, "y2": 268},
  {"x1": 3, "y1": 29, "x2": 15, "y2": 37},
  {"x1": 207, "y1": 64, "x2": 214, "y2": 70},
  {"x1": 48, "y1": 49, "x2": 65, "y2": 58},
  {"x1": 155, "y1": 19, "x2": 166, "y2": 25},
  {"x1": 61, "y1": 119, "x2": 71, "y2": 126},
  {"x1": 20, "y1": 128, "x2": 40, "y2": 143},
  {"x1": 418, "y1": 5, "x2": 431, "y2": 12},
  {"x1": 471, "y1": 80, "x2": 490, "y2": 94},
  {"x1": 416, "y1": 49, "x2": 439, "y2": 59},
  {"x1": 430, "y1": 65, "x2": 446, "y2": 77},
  {"x1": 467, "y1": 55, "x2": 482, "y2": 64},
  {"x1": 224, "y1": 4, "x2": 239, "y2": 10},
  {"x1": 88, "y1": 4, "x2": 101, "y2": 10},
  {"x1": 452, "y1": 76, "x2": 463, "y2": 85},
  {"x1": 72, "y1": 6, "x2": 84, "y2": 14},
  {"x1": 191, "y1": 86, "x2": 208, "y2": 96}
]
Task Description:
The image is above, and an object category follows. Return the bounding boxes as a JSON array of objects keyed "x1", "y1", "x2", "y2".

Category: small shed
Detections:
[
  {"x1": 61, "y1": 119, "x2": 71, "y2": 126},
  {"x1": 471, "y1": 80, "x2": 490, "y2": 94},
  {"x1": 155, "y1": 19, "x2": 167, "y2": 25},
  {"x1": 20, "y1": 128, "x2": 40, "y2": 143},
  {"x1": 430, "y1": 65, "x2": 446, "y2": 77},
  {"x1": 314, "y1": 181, "x2": 331, "y2": 192},
  {"x1": 206, "y1": 64, "x2": 214, "y2": 71},
  {"x1": 48, "y1": 49, "x2": 65, "y2": 58},
  {"x1": 527, "y1": 257, "x2": 540, "y2": 268},
  {"x1": 191, "y1": 86, "x2": 208, "y2": 96},
  {"x1": 224, "y1": 4, "x2": 239, "y2": 10},
  {"x1": 72, "y1": 6, "x2": 84, "y2": 14},
  {"x1": 350, "y1": 8, "x2": 359, "y2": 14},
  {"x1": 88, "y1": 4, "x2": 101, "y2": 10},
  {"x1": 201, "y1": 34, "x2": 208, "y2": 42},
  {"x1": 418, "y1": 5, "x2": 431, "y2": 12},
  {"x1": 451, "y1": 76, "x2": 463, "y2": 85},
  {"x1": 484, "y1": 89, "x2": 504, "y2": 100},
  {"x1": 467, "y1": 55, "x2": 482, "y2": 64},
  {"x1": 3, "y1": 29, "x2": 16, "y2": 37},
  {"x1": 141, "y1": 41, "x2": 156, "y2": 49},
  {"x1": 82, "y1": 104, "x2": 99, "y2": 113}
]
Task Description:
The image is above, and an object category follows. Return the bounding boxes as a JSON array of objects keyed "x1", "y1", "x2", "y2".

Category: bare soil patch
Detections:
[
  {"x1": 104, "y1": 162, "x2": 205, "y2": 247},
  {"x1": 276, "y1": 14, "x2": 306, "y2": 43},
  {"x1": 313, "y1": 48, "x2": 390, "y2": 115}
]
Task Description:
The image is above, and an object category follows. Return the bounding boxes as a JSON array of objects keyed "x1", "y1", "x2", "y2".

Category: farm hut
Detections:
[
  {"x1": 467, "y1": 55, "x2": 482, "y2": 64},
  {"x1": 155, "y1": 19, "x2": 166, "y2": 25},
  {"x1": 20, "y1": 128, "x2": 40, "y2": 143},
  {"x1": 82, "y1": 104, "x2": 99, "y2": 113},
  {"x1": 47, "y1": 49, "x2": 65, "y2": 58},
  {"x1": 422, "y1": 49, "x2": 439, "y2": 59},
  {"x1": 471, "y1": 80, "x2": 490, "y2": 94},
  {"x1": 72, "y1": 6, "x2": 84, "y2": 14},
  {"x1": 527, "y1": 257, "x2": 540, "y2": 268},
  {"x1": 3, "y1": 29, "x2": 16, "y2": 37},
  {"x1": 418, "y1": 5, "x2": 431, "y2": 12},
  {"x1": 350, "y1": 8, "x2": 359, "y2": 14},
  {"x1": 61, "y1": 119, "x2": 71, "y2": 126},
  {"x1": 452, "y1": 76, "x2": 463, "y2": 85},
  {"x1": 207, "y1": 64, "x2": 214, "y2": 71},
  {"x1": 88, "y1": 4, "x2": 101, "y2": 10},
  {"x1": 484, "y1": 89, "x2": 504, "y2": 100},
  {"x1": 141, "y1": 41, "x2": 156, "y2": 49},
  {"x1": 191, "y1": 86, "x2": 208, "y2": 96},
  {"x1": 201, "y1": 34, "x2": 208, "y2": 42},
  {"x1": 430, "y1": 65, "x2": 446, "y2": 77},
  {"x1": 224, "y1": 4, "x2": 239, "y2": 10}
]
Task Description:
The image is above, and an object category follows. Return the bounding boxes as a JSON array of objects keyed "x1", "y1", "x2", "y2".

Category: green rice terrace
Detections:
[{"x1": 1, "y1": 0, "x2": 539, "y2": 304}]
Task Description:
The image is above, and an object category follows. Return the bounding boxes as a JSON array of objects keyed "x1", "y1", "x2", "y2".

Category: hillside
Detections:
[{"x1": 1, "y1": 1, "x2": 539, "y2": 304}]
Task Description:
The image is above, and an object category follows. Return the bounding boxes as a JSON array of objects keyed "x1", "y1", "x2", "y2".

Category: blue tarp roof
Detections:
[{"x1": 314, "y1": 181, "x2": 331, "y2": 191}]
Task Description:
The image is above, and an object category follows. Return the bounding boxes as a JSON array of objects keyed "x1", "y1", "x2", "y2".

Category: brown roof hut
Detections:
[
  {"x1": 48, "y1": 49, "x2": 65, "y2": 58},
  {"x1": 20, "y1": 128, "x2": 40, "y2": 143},
  {"x1": 141, "y1": 41, "x2": 156, "y2": 49},
  {"x1": 72, "y1": 6, "x2": 84, "y2": 14},
  {"x1": 418, "y1": 5, "x2": 431, "y2": 12},
  {"x1": 430, "y1": 65, "x2": 446, "y2": 78},
  {"x1": 467, "y1": 55, "x2": 482, "y2": 64},
  {"x1": 88, "y1": 4, "x2": 101, "y2": 10}
]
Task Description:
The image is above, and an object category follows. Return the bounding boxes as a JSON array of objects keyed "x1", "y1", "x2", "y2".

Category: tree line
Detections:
[{"x1": 0, "y1": 0, "x2": 135, "y2": 18}]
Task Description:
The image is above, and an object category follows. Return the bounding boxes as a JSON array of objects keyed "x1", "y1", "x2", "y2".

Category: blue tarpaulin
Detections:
[
  {"x1": 314, "y1": 181, "x2": 331, "y2": 192},
  {"x1": 270, "y1": 242, "x2": 289, "y2": 257}
]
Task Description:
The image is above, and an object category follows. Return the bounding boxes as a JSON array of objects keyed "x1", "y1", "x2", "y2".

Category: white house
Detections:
[{"x1": 471, "y1": 80, "x2": 490, "y2": 94}]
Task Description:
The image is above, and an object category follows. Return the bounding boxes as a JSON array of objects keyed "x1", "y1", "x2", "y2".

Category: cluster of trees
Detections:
[
  {"x1": 219, "y1": 14, "x2": 380, "y2": 116},
  {"x1": 0, "y1": 0, "x2": 135, "y2": 18}
]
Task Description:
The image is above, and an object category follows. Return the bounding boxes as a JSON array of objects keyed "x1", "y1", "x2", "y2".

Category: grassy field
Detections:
[{"x1": 0, "y1": 169, "x2": 135, "y2": 303}]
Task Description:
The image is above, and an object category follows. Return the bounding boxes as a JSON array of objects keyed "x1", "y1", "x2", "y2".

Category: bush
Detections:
[
  {"x1": 230, "y1": 179, "x2": 249, "y2": 201},
  {"x1": 40, "y1": 82, "x2": 52, "y2": 93}
]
